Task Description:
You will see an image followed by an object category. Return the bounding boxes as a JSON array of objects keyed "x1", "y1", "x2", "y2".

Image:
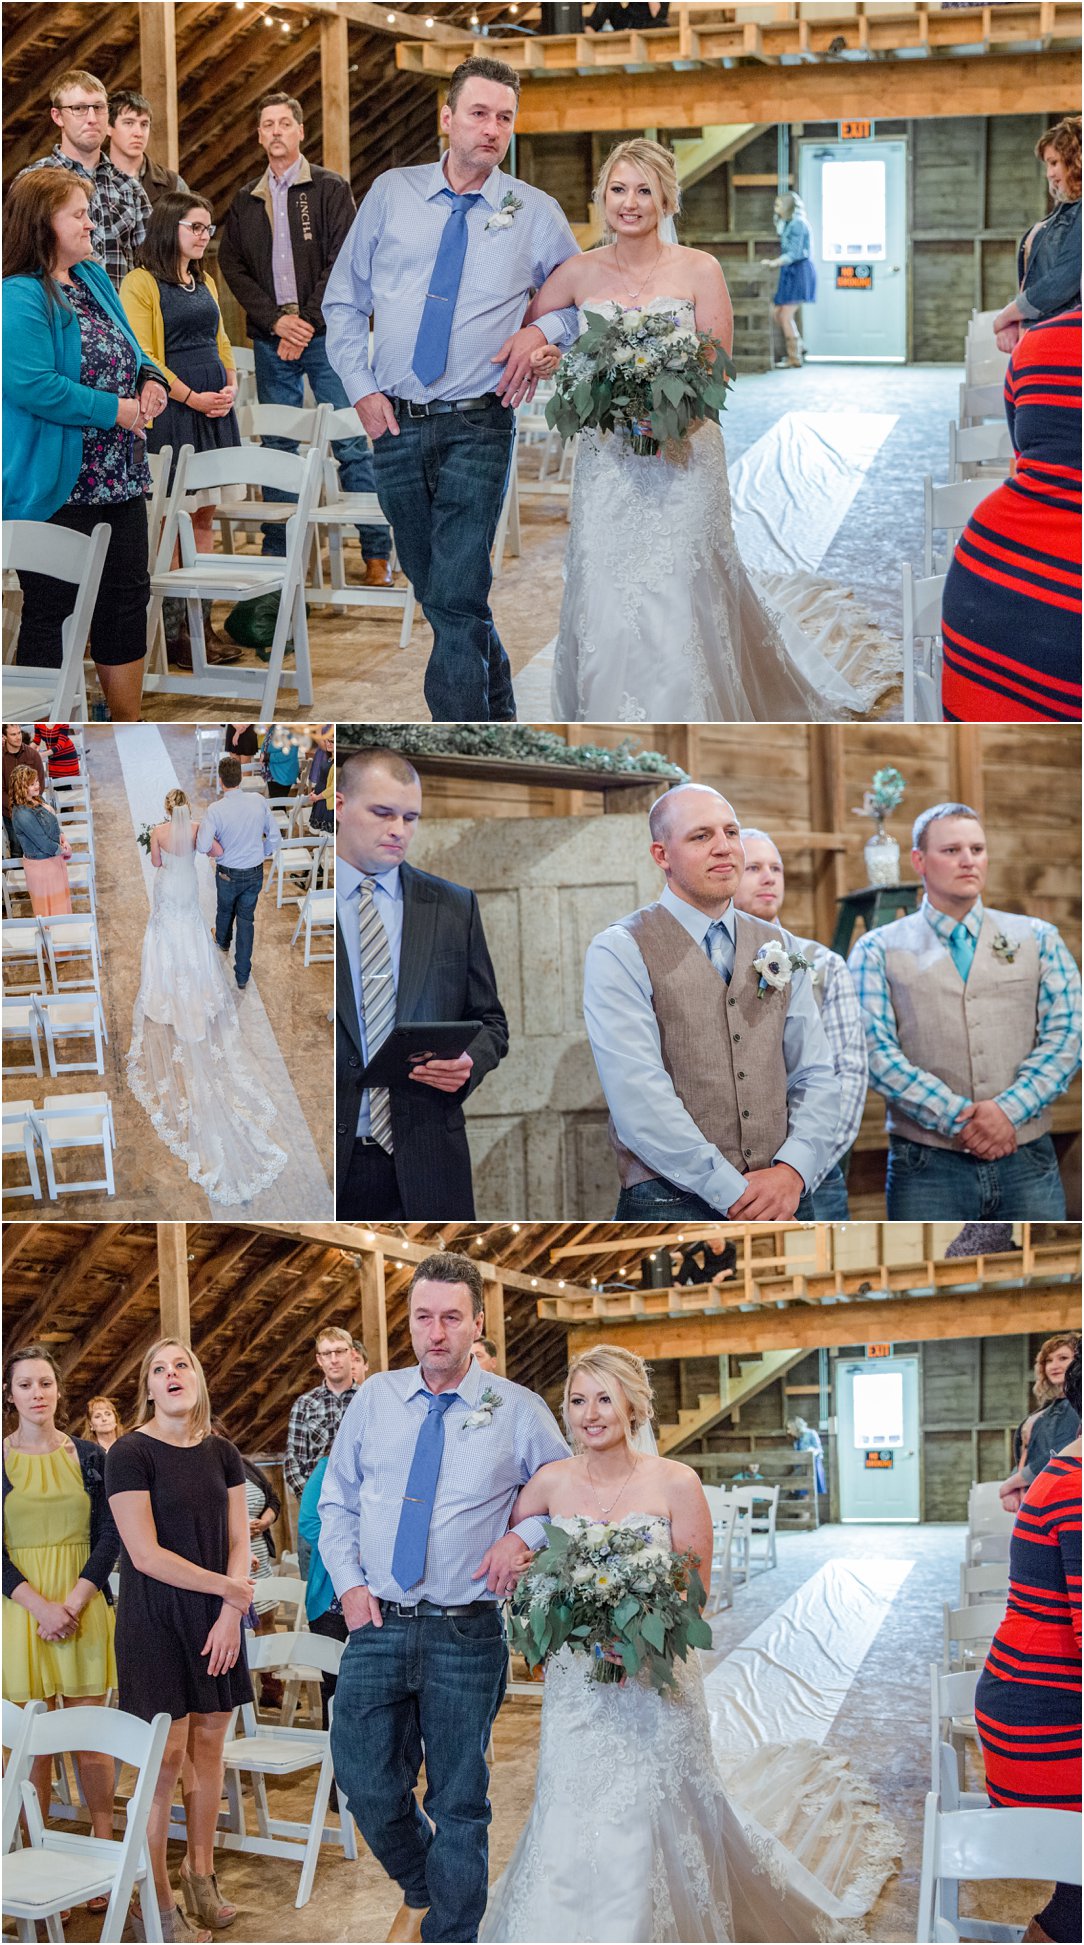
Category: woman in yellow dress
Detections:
[{"x1": 2, "y1": 1342, "x2": 119, "y2": 1865}]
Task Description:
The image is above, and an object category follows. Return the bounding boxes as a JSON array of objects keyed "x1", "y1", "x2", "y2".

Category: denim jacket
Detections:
[
  {"x1": 10, "y1": 803, "x2": 63, "y2": 860},
  {"x1": 1017, "y1": 199, "x2": 1082, "y2": 322}
]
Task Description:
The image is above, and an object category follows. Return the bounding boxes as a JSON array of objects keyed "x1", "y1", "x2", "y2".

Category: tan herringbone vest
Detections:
[
  {"x1": 882, "y1": 905, "x2": 1046, "y2": 1149},
  {"x1": 608, "y1": 903, "x2": 791, "y2": 1186}
]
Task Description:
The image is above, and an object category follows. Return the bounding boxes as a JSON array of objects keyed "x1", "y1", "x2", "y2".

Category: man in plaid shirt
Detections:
[
  {"x1": 849, "y1": 802, "x2": 1081, "y2": 1219},
  {"x1": 285, "y1": 1325, "x2": 363, "y2": 1503},
  {"x1": 737, "y1": 828, "x2": 868, "y2": 1219},
  {"x1": 22, "y1": 67, "x2": 149, "y2": 289}
]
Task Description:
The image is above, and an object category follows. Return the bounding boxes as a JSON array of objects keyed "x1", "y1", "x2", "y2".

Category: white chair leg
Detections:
[{"x1": 295, "y1": 1755, "x2": 335, "y2": 1907}]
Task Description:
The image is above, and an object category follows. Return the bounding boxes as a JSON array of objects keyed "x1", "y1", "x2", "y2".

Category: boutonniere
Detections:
[
  {"x1": 461, "y1": 1386, "x2": 503, "y2": 1431},
  {"x1": 485, "y1": 192, "x2": 523, "y2": 231},
  {"x1": 752, "y1": 940, "x2": 813, "y2": 999},
  {"x1": 992, "y1": 932, "x2": 1021, "y2": 965}
]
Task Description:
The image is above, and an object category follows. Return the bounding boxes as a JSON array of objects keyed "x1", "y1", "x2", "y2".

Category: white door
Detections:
[
  {"x1": 836, "y1": 1355, "x2": 920, "y2": 1521},
  {"x1": 798, "y1": 138, "x2": 908, "y2": 360}
]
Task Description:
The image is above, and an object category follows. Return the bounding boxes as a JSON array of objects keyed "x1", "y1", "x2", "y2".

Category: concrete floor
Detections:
[
  {"x1": 2, "y1": 726, "x2": 334, "y2": 1218},
  {"x1": 138, "y1": 365, "x2": 964, "y2": 726},
  {"x1": 50, "y1": 1522, "x2": 1044, "y2": 1945}
]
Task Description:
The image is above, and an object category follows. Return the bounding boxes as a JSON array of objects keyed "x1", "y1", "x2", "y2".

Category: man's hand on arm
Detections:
[
  {"x1": 341, "y1": 1584, "x2": 383, "y2": 1630},
  {"x1": 409, "y1": 1052, "x2": 473, "y2": 1094},
  {"x1": 956, "y1": 1099, "x2": 1017, "y2": 1159},
  {"x1": 473, "y1": 1531, "x2": 531, "y2": 1599},
  {"x1": 492, "y1": 324, "x2": 547, "y2": 407},
  {"x1": 726, "y1": 1161, "x2": 804, "y2": 1221}
]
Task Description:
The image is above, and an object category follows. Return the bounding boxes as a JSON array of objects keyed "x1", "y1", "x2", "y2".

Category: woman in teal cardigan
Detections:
[{"x1": 3, "y1": 168, "x2": 166, "y2": 721}]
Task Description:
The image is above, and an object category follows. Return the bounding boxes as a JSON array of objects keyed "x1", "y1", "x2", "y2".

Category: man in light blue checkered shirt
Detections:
[
  {"x1": 737, "y1": 828, "x2": 868, "y2": 1219},
  {"x1": 849, "y1": 802, "x2": 1081, "y2": 1220}
]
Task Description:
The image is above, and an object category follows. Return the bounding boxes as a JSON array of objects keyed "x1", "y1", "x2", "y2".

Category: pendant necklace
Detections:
[
  {"x1": 585, "y1": 1451, "x2": 639, "y2": 1520},
  {"x1": 613, "y1": 242, "x2": 664, "y2": 305}
]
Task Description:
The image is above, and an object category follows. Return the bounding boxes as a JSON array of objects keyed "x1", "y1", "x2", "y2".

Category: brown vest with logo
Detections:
[
  {"x1": 608, "y1": 903, "x2": 792, "y2": 1186},
  {"x1": 881, "y1": 905, "x2": 1047, "y2": 1149}
]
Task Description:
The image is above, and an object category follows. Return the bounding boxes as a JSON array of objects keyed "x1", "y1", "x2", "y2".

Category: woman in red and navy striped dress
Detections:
[
  {"x1": 975, "y1": 1350, "x2": 1081, "y2": 1943},
  {"x1": 941, "y1": 308, "x2": 1081, "y2": 722}
]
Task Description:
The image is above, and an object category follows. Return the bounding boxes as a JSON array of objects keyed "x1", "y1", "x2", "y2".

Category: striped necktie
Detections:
[{"x1": 358, "y1": 877, "x2": 395, "y2": 1153}]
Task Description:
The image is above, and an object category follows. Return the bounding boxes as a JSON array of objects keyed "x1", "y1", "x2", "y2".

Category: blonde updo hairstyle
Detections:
[
  {"x1": 563, "y1": 1343, "x2": 654, "y2": 1449},
  {"x1": 164, "y1": 787, "x2": 190, "y2": 817},
  {"x1": 593, "y1": 138, "x2": 680, "y2": 240}
]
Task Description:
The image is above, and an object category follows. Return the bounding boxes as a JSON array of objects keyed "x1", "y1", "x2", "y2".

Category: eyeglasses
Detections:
[
  {"x1": 57, "y1": 102, "x2": 107, "y2": 118},
  {"x1": 180, "y1": 221, "x2": 216, "y2": 238}
]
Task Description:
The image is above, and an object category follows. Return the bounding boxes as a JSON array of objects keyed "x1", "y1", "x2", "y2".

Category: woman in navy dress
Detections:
[{"x1": 765, "y1": 192, "x2": 817, "y2": 367}]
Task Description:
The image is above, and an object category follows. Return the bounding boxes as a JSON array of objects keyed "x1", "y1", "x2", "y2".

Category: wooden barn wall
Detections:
[{"x1": 519, "y1": 113, "x2": 1054, "y2": 367}]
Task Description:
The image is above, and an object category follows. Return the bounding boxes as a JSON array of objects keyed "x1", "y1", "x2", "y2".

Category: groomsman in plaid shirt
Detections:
[
  {"x1": 22, "y1": 68, "x2": 149, "y2": 288},
  {"x1": 849, "y1": 801, "x2": 1081, "y2": 1220},
  {"x1": 736, "y1": 828, "x2": 868, "y2": 1219},
  {"x1": 286, "y1": 1327, "x2": 361, "y2": 1576}
]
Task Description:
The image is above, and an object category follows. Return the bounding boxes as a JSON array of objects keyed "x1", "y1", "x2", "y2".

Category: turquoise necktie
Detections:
[
  {"x1": 949, "y1": 921, "x2": 975, "y2": 984},
  {"x1": 411, "y1": 190, "x2": 482, "y2": 386},
  {"x1": 392, "y1": 1392, "x2": 456, "y2": 1590},
  {"x1": 704, "y1": 919, "x2": 733, "y2": 985}
]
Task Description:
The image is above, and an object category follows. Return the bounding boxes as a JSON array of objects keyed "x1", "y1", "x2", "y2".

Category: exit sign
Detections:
[
  {"x1": 840, "y1": 120, "x2": 873, "y2": 139},
  {"x1": 866, "y1": 1344, "x2": 893, "y2": 1358}
]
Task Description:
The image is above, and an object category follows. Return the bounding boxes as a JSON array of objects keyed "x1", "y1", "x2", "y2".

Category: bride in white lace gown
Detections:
[
  {"x1": 524, "y1": 140, "x2": 893, "y2": 724},
  {"x1": 126, "y1": 792, "x2": 287, "y2": 1206},
  {"x1": 481, "y1": 1347, "x2": 897, "y2": 1945}
]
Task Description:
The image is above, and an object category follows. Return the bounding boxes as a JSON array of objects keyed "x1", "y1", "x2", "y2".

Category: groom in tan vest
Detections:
[
  {"x1": 848, "y1": 801, "x2": 1081, "y2": 1219},
  {"x1": 583, "y1": 783, "x2": 837, "y2": 1222}
]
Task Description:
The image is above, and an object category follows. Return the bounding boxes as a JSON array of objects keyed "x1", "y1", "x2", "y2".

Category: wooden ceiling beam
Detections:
[
  {"x1": 58, "y1": 1246, "x2": 163, "y2": 1381},
  {"x1": 208, "y1": 1247, "x2": 348, "y2": 1386},
  {"x1": 302, "y1": 0, "x2": 468, "y2": 43},
  {"x1": 566, "y1": 1287, "x2": 1081, "y2": 1363},
  {"x1": 16, "y1": 1225, "x2": 128, "y2": 1349},
  {"x1": 3, "y1": 1223, "x2": 42, "y2": 1274}
]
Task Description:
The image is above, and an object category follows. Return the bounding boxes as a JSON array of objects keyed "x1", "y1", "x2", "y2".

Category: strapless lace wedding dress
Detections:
[
  {"x1": 126, "y1": 828, "x2": 287, "y2": 1205},
  {"x1": 480, "y1": 1515, "x2": 897, "y2": 1944},
  {"x1": 550, "y1": 300, "x2": 892, "y2": 724}
]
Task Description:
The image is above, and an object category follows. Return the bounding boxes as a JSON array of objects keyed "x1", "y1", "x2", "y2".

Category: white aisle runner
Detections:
[{"x1": 113, "y1": 724, "x2": 331, "y2": 1219}]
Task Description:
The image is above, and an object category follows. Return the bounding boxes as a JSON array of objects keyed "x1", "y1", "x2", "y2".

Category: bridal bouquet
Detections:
[
  {"x1": 508, "y1": 1516, "x2": 712, "y2": 1691},
  {"x1": 544, "y1": 306, "x2": 736, "y2": 457}
]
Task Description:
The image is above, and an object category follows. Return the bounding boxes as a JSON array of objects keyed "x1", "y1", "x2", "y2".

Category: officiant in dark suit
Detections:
[{"x1": 335, "y1": 747, "x2": 509, "y2": 1219}]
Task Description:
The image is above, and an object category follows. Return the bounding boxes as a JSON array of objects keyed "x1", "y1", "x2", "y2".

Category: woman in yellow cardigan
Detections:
[{"x1": 121, "y1": 191, "x2": 242, "y2": 664}]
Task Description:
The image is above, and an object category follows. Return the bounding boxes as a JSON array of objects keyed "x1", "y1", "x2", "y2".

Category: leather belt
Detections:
[
  {"x1": 382, "y1": 1598, "x2": 493, "y2": 1618},
  {"x1": 391, "y1": 394, "x2": 504, "y2": 419}
]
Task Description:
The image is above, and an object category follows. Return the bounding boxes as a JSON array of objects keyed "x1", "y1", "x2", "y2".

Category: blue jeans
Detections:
[
  {"x1": 810, "y1": 1163, "x2": 850, "y2": 1221},
  {"x1": 886, "y1": 1133, "x2": 1066, "y2": 1220},
  {"x1": 251, "y1": 333, "x2": 388, "y2": 559},
  {"x1": 213, "y1": 863, "x2": 264, "y2": 987},
  {"x1": 615, "y1": 1175, "x2": 816, "y2": 1222},
  {"x1": 331, "y1": 1606, "x2": 507, "y2": 1943},
  {"x1": 370, "y1": 404, "x2": 516, "y2": 721}
]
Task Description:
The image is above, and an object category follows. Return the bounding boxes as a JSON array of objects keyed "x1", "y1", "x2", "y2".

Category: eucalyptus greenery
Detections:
[
  {"x1": 336, "y1": 723, "x2": 688, "y2": 781},
  {"x1": 545, "y1": 307, "x2": 736, "y2": 458}
]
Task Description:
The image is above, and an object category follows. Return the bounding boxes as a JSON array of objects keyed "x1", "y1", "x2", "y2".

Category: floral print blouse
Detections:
[{"x1": 66, "y1": 280, "x2": 151, "y2": 506}]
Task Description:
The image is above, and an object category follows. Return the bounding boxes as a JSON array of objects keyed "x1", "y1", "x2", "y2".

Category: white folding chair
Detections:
[
  {"x1": 195, "y1": 724, "x2": 226, "y2": 776},
  {"x1": 923, "y1": 475, "x2": 993, "y2": 577},
  {"x1": 64, "y1": 860, "x2": 97, "y2": 920},
  {"x1": 967, "y1": 1482, "x2": 1015, "y2": 1564},
  {"x1": 740, "y1": 1483, "x2": 779, "y2": 1572},
  {"x1": 929, "y1": 1663, "x2": 985, "y2": 1806},
  {"x1": 144, "y1": 442, "x2": 322, "y2": 718},
  {"x1": 229, "y1": 343, "x2": 258, "y2": 413},
  {"x1": 959, "y1": 1562, "x2": 1010, "y2": 1608},
  {"x1": 1, "y1": 858, "x2": 31, "y2": 918},
  {"x1": 2, "y1": 1099, "x2": 42, "y2": 1200},
  {"x1": 219, "y1": 1633, "x2": 357, "y2": 1908},
  {"x1": 273, "y1": 835, "x2": 327, "y2": 909},
  {"x1": 902, "y1": 561, "x2": 946, "y2": 723},
  {"x1": 35, "y1": 991, "x2": 106, "y2": 1077},
  {"x1": 254, "y1": 1577, "x2": 324, "y2": 1729},
  {"x1": 916, "y1": 1793, "x2": 1082, "y2": 1944},
  {"x1": 290, "y1": 887, "x2": 335, "y2": 965},
  {"x1": 2, "y1": 918, "x2": 46, "y2": 995},
  {"x1": 2, "y1": 521, "x2": 109, "y2": 721},
  {"x1": 702, "y1": 1485, "x2": 738, "y2": 1614},
  {"x1": 2, "y1": 1702, "x2": 170, "y2": 1945},
  {"x1": 2, "y1": 997, "x2": 43, "y2": 1078},
  {"x1": 38, "y1": 915, "x2": 102, "y2": 996},
  {"x1": 32, "y1": 1091, "x2": 116, "y2": 1197},
  {"x1": 218, "y1": 402, "x2": 331, "y2": 552},
  {"x1": 958, "y1": 379, "x2": 1006, "y2": 429},
  {"x1": 948, "y1": 420, "x2": 1013, "y2": 482},
  {"x1": 307, "y1": 407, "x2": 416, "y2": 645},
  {"x1": 942, "y1": 1600, "x2": 1005, "y2": 1674}
]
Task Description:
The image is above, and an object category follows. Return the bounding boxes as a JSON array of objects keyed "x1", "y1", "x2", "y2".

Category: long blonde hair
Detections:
[
  {"x1": 135, "y1": 1338, "x2": 212, "y2": 1441},
  {"x1": 1034, "y1": 1333, "x2": 1081, "y2": 1406},
  {"x1": 563, "y1": 1344, "x2": 654, "y2": 1447},
  {"x1": 593, "y1": 138, "x2": 680, "y2": 240}
]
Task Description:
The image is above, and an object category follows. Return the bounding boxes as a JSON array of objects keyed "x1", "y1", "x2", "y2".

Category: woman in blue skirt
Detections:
[{"x1": 765, "y1": 191, "x2": 817, "y2": 366}]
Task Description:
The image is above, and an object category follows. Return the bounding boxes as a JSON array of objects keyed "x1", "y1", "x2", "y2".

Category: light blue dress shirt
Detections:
[
  {"x1": 323, "y1": 156, "x2": 581, "y2": 405},
  {"x1": 317, "y1": 1359, "x2": 569, "y2": 1605},
  {"x1": 583, "y1": 882, "x2": 838, "y2": 1213},
  {"x1": 336, "y1": 859, "x2": 404, "y2": 1137},
  {"x1": 195, "y1": 789, "x2": 280, "y2": 868}
]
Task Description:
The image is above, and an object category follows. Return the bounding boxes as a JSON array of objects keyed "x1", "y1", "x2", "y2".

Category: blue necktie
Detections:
[
  {"x1": 411, "y1": 191, "x2": 482, "y2": 386},
  {"x1": 704, "y1": 919, "x2": 733, "y2": 985},
  {"x1": 392, "y1": 1392, "x2": 456, "y2": 1590},
  {"x1": 949, "y1": 921, "x2": 975, "y2": 984}
]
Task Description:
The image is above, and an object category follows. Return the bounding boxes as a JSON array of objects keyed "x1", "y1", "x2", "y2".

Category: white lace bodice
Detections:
[{"x1": 577, "y1": 294, "x2": 698, "y2": 332}]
